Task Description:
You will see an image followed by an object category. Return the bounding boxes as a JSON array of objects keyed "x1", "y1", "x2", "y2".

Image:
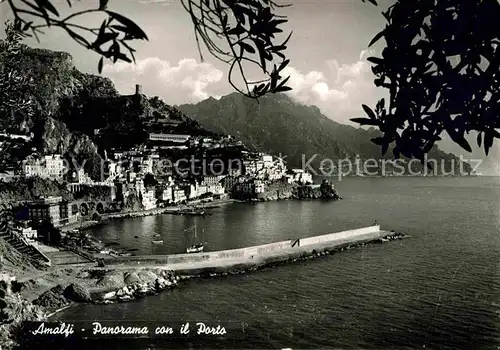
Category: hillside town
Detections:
[{"x1": 0, "y1": 98, "x2": 322, "y2": 247}]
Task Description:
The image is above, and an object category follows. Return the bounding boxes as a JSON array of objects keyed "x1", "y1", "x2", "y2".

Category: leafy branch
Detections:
[
  {"x1": 351, "y1": 0, "x2": 500, "y2": 159},
  {"x1": 181, "y1": 0, "x2": 293, "y2": 98},
  {"x1": 3, "y1": 0, "x2": 148, "y2": 73}
]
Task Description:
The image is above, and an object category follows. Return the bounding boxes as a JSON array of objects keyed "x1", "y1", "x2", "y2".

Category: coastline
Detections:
[
  {"x1": 60, "y1": 198, "x2": 241, "y2": 234},
  {"x1": 59, "y1": 192, "x2": 338, "y2": 236},
  {"x1": 46, "y1": 229, "x2": 406, "y2": 311},
  {"x1": 2, "y1": 226, "x2": 406, "y2": 349}
]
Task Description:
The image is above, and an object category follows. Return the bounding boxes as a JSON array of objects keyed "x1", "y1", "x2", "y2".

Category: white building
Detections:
[
  {"x1": 196, "y1": 183, "x2": 208, "y2": 197},
  {"x1": 158, "y1": 186, "x2": 173, "y2": 202},
  {"x1": 202, "y1": 175, "x2": 225, "y2": 195},
  {"x1": 172, "y1": 188, "x2": 187, "y2": 203},
  {"x1": 45, "y1": 155, "x2": 64, "y2": 178},
  {"x1": 243, "y1": 154, "x2": 286, "y2": 181},
  {"x1": 243, "y1": 159, "x2": 264, "y2": 176},
  {"x1": 141, "y1": 157, "x2": 154, "y2": 174},
  {"x1": 187, "y1": 184, "x2": 197, "y2": 200},
  {"x1": 23, "y1": 155, "x2": 65, "y2": 180},
  {"x1": 141, "y1": 189, "x2": 157, "y2": 210},
  {"x1": 73, "y1": 168, "x2": 93, "y2": 184},
  {"x1": 202, "y1": 175, "x2": 225, "y2": 185},
  {"x1": 127, "y1": 171, "x2": 137, "y2": 183},
  {"x1": 261, "y1": 154, "x2": 273, "y2": 167},
  {"x1": 255, "y1": 180, "x2": 265, "y2": 193},
  {"x1": 21, "y1": 227, "x2": 38, "y2": 240},
  {"x1": 149, "y1": 133, "x2": 190, "y2": 143},
  {"x1": 289, "y1": 169, "x2": 313, "y2": 185},
  {"x1": 135, "y1": 180, "x2": 157, "y2": 210}
]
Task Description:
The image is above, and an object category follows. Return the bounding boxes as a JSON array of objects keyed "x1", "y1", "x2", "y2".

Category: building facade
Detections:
[
  {"x1": 148, "y1": 133, "x2": 191, "y2": 143},
  {"x1": 23, "y1": 155, "x2": 65, "y2": 180},
  {"x1": 27, "y1": 196, "x2": 78, "y2": 227}
]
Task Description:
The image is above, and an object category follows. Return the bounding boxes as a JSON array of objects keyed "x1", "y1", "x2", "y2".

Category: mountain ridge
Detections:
[{"x1": 178, "y1": 92, "x2": 472, "y2": 175}]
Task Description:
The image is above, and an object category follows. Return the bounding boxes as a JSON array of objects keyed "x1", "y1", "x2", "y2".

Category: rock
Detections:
[
  {"x1": 102, "y1": 291, "x2": 116, "y2": 300},
  {"x1": 33, "y1": 285, "x2": 68, "y2": 309},
  {"x1": 63, "y1": 283, "x2": 91, "y2": 302},
  {"x1": 124, "y1": 271, "x2": 141, "y2": 285},
  {"x1": 76, "y1": 270, "x2": 91, "y2": 279},
  {"x1": 138, "y1": 270, "x2": 159, "y2": 284},
  {"x1": 96, "y1": 271, "x2": 125, "y2": 289},
  {"x1": 119, "y1": 295, "x2": 133, "y2": 302}
]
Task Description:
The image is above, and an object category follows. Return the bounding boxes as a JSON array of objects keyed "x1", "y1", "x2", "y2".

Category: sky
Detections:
[{"x1": 1, "y1": 0, "x2": 499, "y2": 174}]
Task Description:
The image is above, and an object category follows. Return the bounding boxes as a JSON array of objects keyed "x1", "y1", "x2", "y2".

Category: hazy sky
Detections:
[{"x1": 1, "y1": 0, "x2": 498, "y2": 173}]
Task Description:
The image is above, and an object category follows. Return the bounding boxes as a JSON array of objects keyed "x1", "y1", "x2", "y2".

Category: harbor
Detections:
[{"x1": 98, "y1": 225, "x2": 402, "y2": 275}]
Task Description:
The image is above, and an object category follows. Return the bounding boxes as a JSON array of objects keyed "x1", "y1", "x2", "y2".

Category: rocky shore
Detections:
[
  {"x1": 0, "y1": 267, "x2": 179, "y2": 349},
  {"x1": 234, "y1": 179, "x2": 342, "y2": 202},
  {"x1": 1, "y1": 229, "x2": 408, "y2": 349},
  {"x1": 96, "y1": 269, "x2": 178, "y2": 303},
  {"x1": 255, "y1": 183, "x2": 341, "y2": 201}
]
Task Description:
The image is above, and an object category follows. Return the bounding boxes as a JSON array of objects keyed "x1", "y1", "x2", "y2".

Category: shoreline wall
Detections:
[{"x1": 104, "y1": 225, "x2": 382, "y2": 267}]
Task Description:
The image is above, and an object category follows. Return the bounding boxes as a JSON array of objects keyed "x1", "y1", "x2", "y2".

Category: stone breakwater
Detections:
[
  {"x1": 1, "y1": 227, "x2": 405, "y2": 349},
  {"x1": 172, "y1": 231, "x2": 406, "y2": 280},
  {"x1": 102, "y1": 226, "x2": 405, "y2": 278}
]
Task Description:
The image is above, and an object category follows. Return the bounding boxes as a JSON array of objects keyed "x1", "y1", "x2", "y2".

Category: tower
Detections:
[{"x1": 135, "y1": 84, "x2": 142, "y2": 95}]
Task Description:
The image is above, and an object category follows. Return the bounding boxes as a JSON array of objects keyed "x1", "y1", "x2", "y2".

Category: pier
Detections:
[{"x1": 99, "y1": 225, "x2": 398, "y2": 275}]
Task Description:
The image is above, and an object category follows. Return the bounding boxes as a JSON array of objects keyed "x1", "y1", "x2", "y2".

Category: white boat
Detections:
[
  {"x1": 186, "y1": 222, "x2": 204, "y2": 253},
  {"x1": 152, "y1": 240, "x2": 163, "y2": 245},
  {"x1": 186, "y1": 243, "x2": 204, "y2": 253}
]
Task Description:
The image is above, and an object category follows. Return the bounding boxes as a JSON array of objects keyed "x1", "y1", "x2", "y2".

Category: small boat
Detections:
[
  {"x1": 175, "y1": 205, "x2": 207, "y2": 216},
  {"x1": 152, "y1": 240, "x2": 163, "y2": 244},
  {"x1": 186, "y1": 243, "x2": 204, "y2": 253},
  {"x1": 186, "y1": 222, "x2": 204, "y2": 253},
  {"x1": 177, "y1": 210, "x2": 206, "y2": 216}
]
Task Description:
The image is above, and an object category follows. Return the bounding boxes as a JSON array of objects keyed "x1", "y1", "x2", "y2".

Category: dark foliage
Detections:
[
  {"x1": 352, "y1": 0, "x2": 500, "y2": 159},
  {"x1": 6, "y1": 0, "x2": 147, "y2": 72},
  {"x1": 181, "y1": 0, "x2": 293, "y2": 98},
  {"x1": 36, "y1": 219, "x2": 61, "y2": 246},
  {"x1": 143, "y1": 173, "x2": 158, "y2": 188},
  {"x1": 5, "y1": 0, "x2": 295, "y2": 98}
]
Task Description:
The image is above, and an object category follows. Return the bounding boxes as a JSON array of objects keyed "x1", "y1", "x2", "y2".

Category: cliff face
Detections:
[
  {"x1": 30, "y1": 117, "x2": 103, "y2": 180},
  {"x1": 0, "y1": 44, "x2": 120, "y2": 181},
  {"x1": 0, "y1": 177, "x2": 71, "y2": 204},
  {"x1": 4, "y1": 45, "x2": 117, "y2": 126}
]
